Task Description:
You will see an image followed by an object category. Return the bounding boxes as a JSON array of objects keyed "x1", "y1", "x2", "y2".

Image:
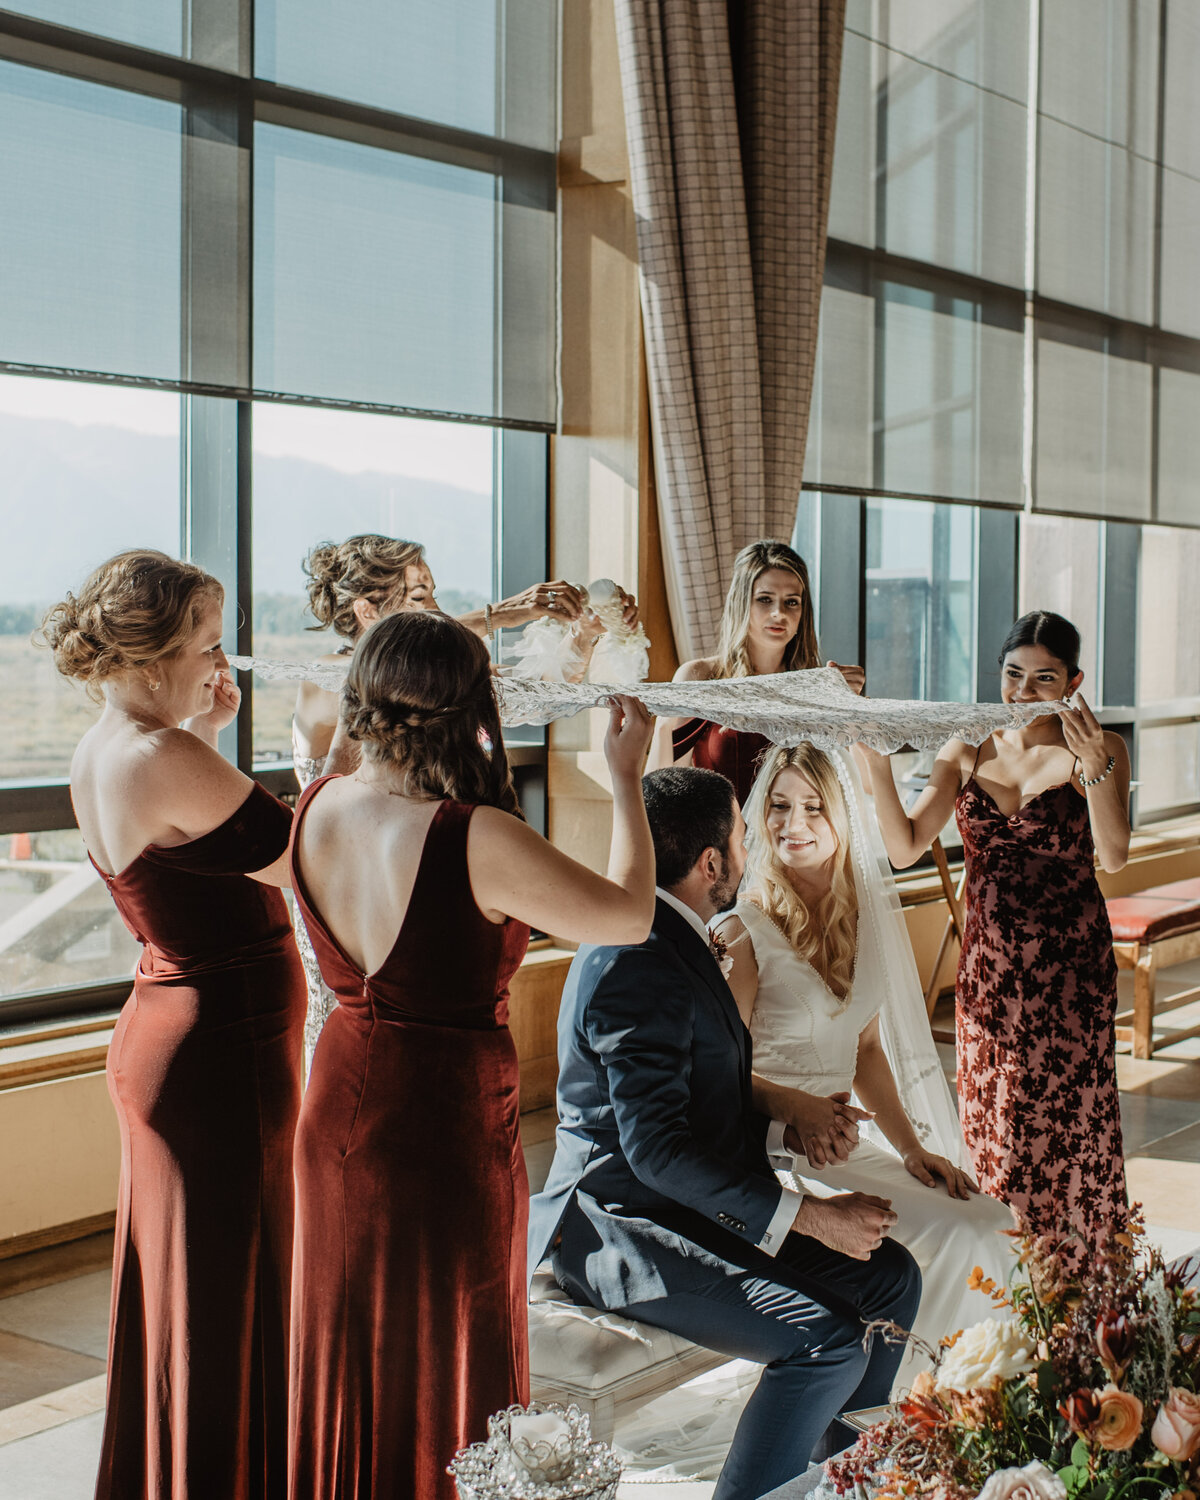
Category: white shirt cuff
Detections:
[
  {"x1": 758, "y1": 1185, "x2": 804, "y2": 1255},
  {"x1": 765, "y1": 1117, "x2": 795, "y2": 1167}
]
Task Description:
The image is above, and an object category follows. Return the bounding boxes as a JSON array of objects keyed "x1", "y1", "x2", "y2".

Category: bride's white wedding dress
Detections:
[{"x1": 737, "y1": 896, "x2": 1014, "y2": 1383}]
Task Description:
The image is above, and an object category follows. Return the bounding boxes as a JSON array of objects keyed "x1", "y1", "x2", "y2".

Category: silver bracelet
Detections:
[{"x1": 1078, "y1": 754, "x2": 1116, "y2": 788}]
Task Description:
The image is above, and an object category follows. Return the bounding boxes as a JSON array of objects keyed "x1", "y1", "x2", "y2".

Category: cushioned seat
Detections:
[
  {"x1": 1107, "y1": 878, "x2": 1200, "y2": 943},
  {"x1": 1108, "y1": 877, "x2": 1200, "y2": 1058},
  {"x1": 527, "y1": 1264, "x2": 729, "y2": 1441}
]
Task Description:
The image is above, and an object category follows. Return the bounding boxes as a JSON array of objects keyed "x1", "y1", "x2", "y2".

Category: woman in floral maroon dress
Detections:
[{"x1": 860, "y1": 612, "x2": 1131, "y2": 1258}]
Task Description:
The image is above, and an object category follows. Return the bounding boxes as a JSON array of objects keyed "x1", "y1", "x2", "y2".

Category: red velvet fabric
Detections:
[
  {"x1": 671, "y1": 717, "x2": 771, "y2": 805},
  {"x1": 92, "y1": 783, "x2": 306, "y2": 1500},
  {"x1": 287, "y1": 781, "x2": 531, "y2": 1500}
]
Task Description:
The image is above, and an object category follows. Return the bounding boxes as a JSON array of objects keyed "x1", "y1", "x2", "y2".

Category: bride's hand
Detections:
[
  {"x1": 784, "y1": 1090, "x2": 872, "y2": 1169},
  {"x1": 902, "y1": 1148, "x2": 978, "y2": 1200}
]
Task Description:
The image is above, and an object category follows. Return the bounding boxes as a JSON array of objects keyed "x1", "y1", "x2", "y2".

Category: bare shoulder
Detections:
[
  {"x1": 934, "y1": 737, "x2": 975, "y2": 780},
  {"x1": 674, "y1": 656, "x2": 719, "y2": 683},
  {"x1": 712, "y1": 910, "x2": 747, "y2": 943},
  {"x1": 465, "y1": 802, "x2": 540, "y2": 854}
]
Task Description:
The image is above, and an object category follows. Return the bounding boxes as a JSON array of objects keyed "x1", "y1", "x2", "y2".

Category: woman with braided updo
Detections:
[
  {"x1": 287, "y1": 609, "x2": 655, "y2": 1500},
  {"x1": 292, "y1": 534, "x2": 636, "y2": 1067},
  {"x1": 41, "y1": 550, "x2": 305, "y2": 1500}
]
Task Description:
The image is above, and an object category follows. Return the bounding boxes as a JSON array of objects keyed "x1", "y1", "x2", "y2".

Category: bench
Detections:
[
  {"x1": 1107, "y1": 877, "x2": 1200, "y2": 1059},
  {"x1": 528, "y1": 1265, "x2": 731, "y2": 1442}
]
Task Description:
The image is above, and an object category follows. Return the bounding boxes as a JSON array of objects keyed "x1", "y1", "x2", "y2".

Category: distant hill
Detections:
[{"x1": 0, "y1": 411, "x2": 494, "y2": 606}]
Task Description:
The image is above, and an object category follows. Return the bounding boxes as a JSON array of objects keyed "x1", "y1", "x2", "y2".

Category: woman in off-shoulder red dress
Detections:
[
  {"x1": 287, "y1": 610, "x2": 655, "y2": 1500},
  {"x1": 44, "y1": 551, "x2": 304, "y2": 1500}
]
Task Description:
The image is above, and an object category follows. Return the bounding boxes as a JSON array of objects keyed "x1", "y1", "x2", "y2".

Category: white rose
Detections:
[
  {"x1": 975, "y1": 1461, "x2": 1067, "y2": 1500},
  {"x1": 935, "y1": 1318, "x2": 1036, "y2": 1395}
]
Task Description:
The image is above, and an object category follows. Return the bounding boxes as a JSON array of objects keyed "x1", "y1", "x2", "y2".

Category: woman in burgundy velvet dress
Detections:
[
  {"x1": 287, "y1": 610, "x2": 655, "y2": 1500},
  {"x1": 861, "y1": 612, "x2": 1132, "y2": 1258},
  {"x1": 648, "y1": 539, "x2": 864, "y2": 803},
  {"x1": 44, "y1": 551, "x2": 305, "y2": 1500}
]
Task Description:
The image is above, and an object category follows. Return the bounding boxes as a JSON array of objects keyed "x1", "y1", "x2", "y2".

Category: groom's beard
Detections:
[{"x1": 710, "y1": 854, "x2": 740, "y2": 916}]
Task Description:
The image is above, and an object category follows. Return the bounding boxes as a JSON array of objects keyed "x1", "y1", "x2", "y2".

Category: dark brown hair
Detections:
[
  {"x1": 40, "y1": 550, "x2": 223, "y2": 699},
  {"x1": 304, "y1": 534, "x2": 426, "y2": 642},
  {"x1": 342, "y1": 611, "x2": 521, "y2": 817},
  {"x1": 998, "y1": 611, "x2": 1081, "y2": 677}
]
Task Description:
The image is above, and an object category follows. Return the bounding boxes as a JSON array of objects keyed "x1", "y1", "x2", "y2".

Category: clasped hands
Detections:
[{"x1": 780, "y1": 1090, "x2": 870, "y2": 1169}]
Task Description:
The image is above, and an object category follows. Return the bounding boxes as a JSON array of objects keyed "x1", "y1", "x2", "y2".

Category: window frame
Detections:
[{"x1": 0, "y1": 1, "x2": 555, "y2": 1024}]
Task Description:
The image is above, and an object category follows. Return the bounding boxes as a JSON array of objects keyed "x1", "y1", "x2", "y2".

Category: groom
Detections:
[{"x1": 528, "y1": 766, "x2": 920, "y2": 1500}]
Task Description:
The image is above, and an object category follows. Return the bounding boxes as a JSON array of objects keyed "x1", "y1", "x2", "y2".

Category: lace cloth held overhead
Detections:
[{"x1": 231, "y1": 657, "x2": 1065, "y2": 755}]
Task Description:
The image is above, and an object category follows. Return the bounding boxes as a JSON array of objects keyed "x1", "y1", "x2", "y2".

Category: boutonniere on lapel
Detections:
[{"x1": 709, "y1": 930, "x2": 734, "y2": 981}]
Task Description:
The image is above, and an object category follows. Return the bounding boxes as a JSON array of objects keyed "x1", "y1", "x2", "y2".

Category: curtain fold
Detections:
[{"x1": 613, "y1": 0, "x2": 846, "y2": 660}]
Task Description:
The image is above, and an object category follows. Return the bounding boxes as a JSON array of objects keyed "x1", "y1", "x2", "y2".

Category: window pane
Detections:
[
  {"x1": 1137, "y1": 526, "x2": 1200, "y2": 702},
  {"x1": 846, "y1": 0, "x2": 1030, "y2": 98},
  {"x1": 0, "y1": 827, "x2": 140, "y2": 1003},
  {"x1": 1040, "y1": 0, "x2": 1159, "y2": 155},
  {"x1": 0, "y1": 376, "x2": 180, "y2": 783},
  {"x1": 256, "y1": 0, "x2": 555, "y2": 149},
  {"x1": 253, "y1": 124, "x2": 554, "y2": 424},
  {"x1": 0, "y1": 1, "x2": 183, "y2": 55},
  {"x1": 803, "y1": 282, "x2": 874, "y2": 490},
  {"x1": 1160, "y1": 169, "x2": 1200, "y2": 339},
  {"x1": 829, "y1": 24, "x2": 1026, "y2": 285},
  {"x1": 1137, "y1": 723, "x2": 1200, "y2": 817},
  {"x1": 1036, "y1": 121, "x2": 1155, "y2": 323},
  {"x1": 1163, "y1": 0, "x2": 1200, "y2": 176},
  {"x1": 250, "y1": 403, "x2": 495, "y2": 763},
  {"x1": 1157, "y1": 368, "x2": 1200, "y2": 525},
  {"x1": 879, "y1": 286, "x2": 1023, "y2": 505},
  {"x1": 1018, "y1": 513, "x2": 1100, "y2": 690},
  {"x1": 1034, "y1": 337, "x2": 1152, "y2": 519},
  {"x1": 0, "y1": 62, "x2": 181, "y2": 381},
  {"x1": 865, "y1": 497, "x2": 977, "y2": 703}
]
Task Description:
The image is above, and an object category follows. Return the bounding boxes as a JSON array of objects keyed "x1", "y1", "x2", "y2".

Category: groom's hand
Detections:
[
  {"x1": 783, "y1": 1091, "x2": 872, "y2": 1168},
  {"x1": 792, "y1": 1192, "x2": 898, "y2": 1261}
]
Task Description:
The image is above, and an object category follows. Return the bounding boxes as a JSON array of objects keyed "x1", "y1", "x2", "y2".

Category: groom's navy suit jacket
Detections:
[{"x1": 528, "y1": 897, "x2": 788, "y2": 1311}]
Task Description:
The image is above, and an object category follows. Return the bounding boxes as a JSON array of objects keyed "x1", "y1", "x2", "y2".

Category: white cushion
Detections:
[{"x1": 528, "y1": 1266, "x2": 708, "y2": 1394}]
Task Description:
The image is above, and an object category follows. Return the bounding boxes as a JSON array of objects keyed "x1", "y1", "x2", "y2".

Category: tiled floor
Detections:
[{"x1": 2, "y1": 981, "x2": 1199, "y2": 1500}]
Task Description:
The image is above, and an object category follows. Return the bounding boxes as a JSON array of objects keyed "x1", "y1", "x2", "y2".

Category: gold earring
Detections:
[{"x1": 149, "y1": 681, "x2": 161, "y2": 691}]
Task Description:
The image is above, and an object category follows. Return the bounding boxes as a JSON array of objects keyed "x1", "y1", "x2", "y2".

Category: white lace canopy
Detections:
[{"x1": 230, "y1": 656, "x2": 1062, "y2": 754}]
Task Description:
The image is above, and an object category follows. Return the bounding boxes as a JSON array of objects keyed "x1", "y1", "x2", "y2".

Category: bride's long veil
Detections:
[{"x1": 834, "y1": 749, "x2": 968, "y2": 1168}]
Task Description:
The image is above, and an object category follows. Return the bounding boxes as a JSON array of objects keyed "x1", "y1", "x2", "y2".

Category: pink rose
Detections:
[
  {"x1": 975, "y1": 1461, "x2": 1067, "y2": 1500},
  {"x1": 1152, "y1": 1386, "x2": 1200, "y2": 1462},
  {"x1": 1095, "y1": 1384, "x2": 1144, "y2": 1451}
]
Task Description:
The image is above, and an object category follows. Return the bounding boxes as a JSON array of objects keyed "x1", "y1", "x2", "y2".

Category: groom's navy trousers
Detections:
[{"x1": 528, "y1": 898, "x2": 920, "y2": 1500}]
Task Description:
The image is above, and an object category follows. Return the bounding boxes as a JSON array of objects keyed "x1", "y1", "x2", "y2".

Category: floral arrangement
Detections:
[{"x1": 826, "y1": 1212, "x2": 1200, "y2": 1500}]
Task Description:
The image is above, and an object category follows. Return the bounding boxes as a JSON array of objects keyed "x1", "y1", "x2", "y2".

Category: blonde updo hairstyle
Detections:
[
  {"x1": 304, "y1": 534, "x2": 426, "y2": 642},
  {"x1": 741, "y1": 743, "x2": 857, "y2": 999},
  {"x1": 342, "y1": 611, "x2": 521, "y2": 818},
  {"x1": 40, "y1": 550, "x2": 223, "y2": 701},
  {"x1": 715, "y1": 539, "x2": 820, "y2": 678}
]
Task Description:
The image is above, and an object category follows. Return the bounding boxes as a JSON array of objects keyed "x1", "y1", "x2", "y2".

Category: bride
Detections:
[{"x1": 714, "y1": 743, "x2": 1014, "y2": 1380}]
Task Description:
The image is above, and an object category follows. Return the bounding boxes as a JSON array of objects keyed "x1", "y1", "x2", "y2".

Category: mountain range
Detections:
[{"x1": 0, "y1": 410, "x2": 494, "y2": 606}]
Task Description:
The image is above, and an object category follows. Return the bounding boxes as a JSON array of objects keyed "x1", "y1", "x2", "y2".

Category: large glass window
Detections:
[
  {"x1": 0, "y1": 376, "x2": 179, "y2": 784},
  {"x1": 864, "y1": 498, "x2": 977, "y2": 703},
  {"x1": 0, "y1": 4, "x2": 555, "y2": 1019},
  {"x1": 251, "y1": 403, "x2": 495, "y2": 762}
]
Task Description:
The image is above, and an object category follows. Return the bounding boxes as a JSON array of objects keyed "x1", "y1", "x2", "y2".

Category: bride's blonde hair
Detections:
[{"x1": 742, "y1": 744, "x2": 857, "y2": 998}]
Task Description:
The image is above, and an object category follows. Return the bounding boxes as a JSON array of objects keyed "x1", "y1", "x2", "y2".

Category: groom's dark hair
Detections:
[{"x1": 642, "y1": 767, "x2": 737, "y2": 889}]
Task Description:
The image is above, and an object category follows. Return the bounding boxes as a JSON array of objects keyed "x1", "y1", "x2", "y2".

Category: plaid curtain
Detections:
[{"x1": 614, "y1": 0, "x2": 846, "y2": 660}]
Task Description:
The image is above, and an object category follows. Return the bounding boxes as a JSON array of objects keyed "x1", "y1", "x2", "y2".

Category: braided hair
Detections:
[{"x1": 343, "y1": 611, "x2": 521, "y2": 817}]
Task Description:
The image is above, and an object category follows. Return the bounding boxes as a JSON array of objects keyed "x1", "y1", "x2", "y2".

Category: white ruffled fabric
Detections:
[{"x1": 230, "y1": 657, "x2": 1063, "y2": 754}]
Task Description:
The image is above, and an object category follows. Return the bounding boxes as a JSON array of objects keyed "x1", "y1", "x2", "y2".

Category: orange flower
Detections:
[{"x1": 1095, "y1": 1383, "x2": 1144, "y2": 1451}]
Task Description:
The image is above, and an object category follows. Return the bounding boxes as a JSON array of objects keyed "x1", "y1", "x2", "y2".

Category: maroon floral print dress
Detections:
[{"x1": 955, "y1": 768, "x2": 1128, "y2": 1257}]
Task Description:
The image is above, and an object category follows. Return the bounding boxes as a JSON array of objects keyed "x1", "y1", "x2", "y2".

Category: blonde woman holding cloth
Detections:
[{"x1": 714, "y1": 744, "x2": 1013, "y2": 1376}]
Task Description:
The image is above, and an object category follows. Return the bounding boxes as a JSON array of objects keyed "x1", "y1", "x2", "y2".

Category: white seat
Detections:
[{"x1": 527, "y1": 1264, "x2": 729, "y2": 1442}]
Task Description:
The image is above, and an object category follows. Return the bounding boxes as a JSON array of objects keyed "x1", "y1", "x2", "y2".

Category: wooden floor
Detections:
[{"x1": 1, "y1": 968, "x2": 1198, "y2": 1499}]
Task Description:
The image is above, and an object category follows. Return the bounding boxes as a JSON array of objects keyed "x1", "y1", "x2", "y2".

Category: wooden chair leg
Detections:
[{"x1": 1133, "y1": 947, "x2": 1157, "y2": 1060}]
